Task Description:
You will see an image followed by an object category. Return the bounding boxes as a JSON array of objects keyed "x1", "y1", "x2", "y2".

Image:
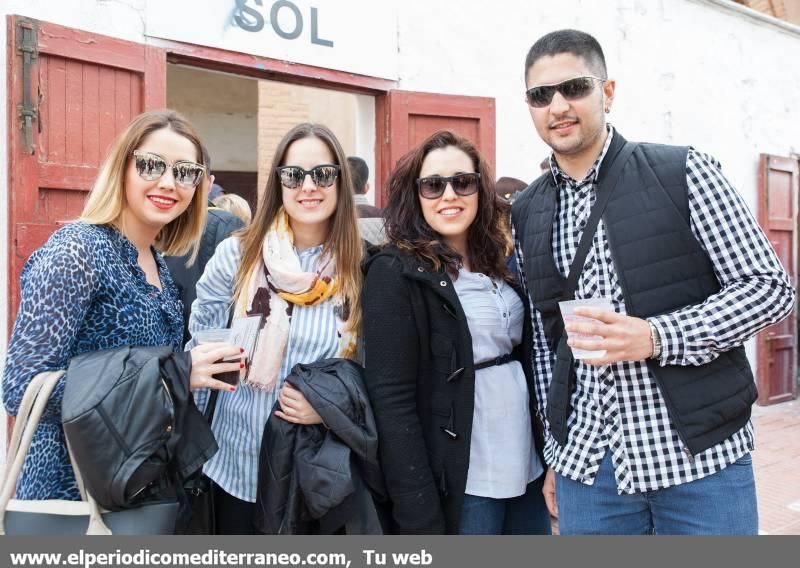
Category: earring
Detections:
[{"x1": 605, "y1": 107, "x2": 611, "y2": 114}]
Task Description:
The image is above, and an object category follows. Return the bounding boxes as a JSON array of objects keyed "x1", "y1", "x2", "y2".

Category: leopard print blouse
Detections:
[{"x1": 2, "y1": 222, "x2": 184, "y2": 500}]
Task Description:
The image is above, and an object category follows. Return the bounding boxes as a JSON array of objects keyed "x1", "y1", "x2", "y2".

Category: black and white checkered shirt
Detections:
[{"x1": 513, "y1": 127, "x2": 795, "y2": 494}]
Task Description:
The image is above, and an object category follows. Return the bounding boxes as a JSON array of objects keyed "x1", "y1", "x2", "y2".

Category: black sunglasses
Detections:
[
  {"x1": 276, "y1": 165, "x2": 340, "y2": 189},
  {"x1": 133, "y1": 150, "x2": 206, "y2": 188},
  {"x1": 416, "y1": 173, "x2": 481, "y2": 200},
  {"x1": 525, "y1": 76, "x2": 606, "y2": 108}
]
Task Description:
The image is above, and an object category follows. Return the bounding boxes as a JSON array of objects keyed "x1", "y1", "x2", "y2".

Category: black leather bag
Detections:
[
  {"x1": 0, "y1": 371, "x2": 178, "y2": 535},
  {"x1": 175, "y1": 389, "x2": 219, "y2": 534}
]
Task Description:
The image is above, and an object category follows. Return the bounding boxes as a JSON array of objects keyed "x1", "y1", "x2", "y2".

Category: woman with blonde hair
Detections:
[
  {"x1": 2, "y1": 109, "x2": 243, "y2": 501},
  {"x1": 189, "y1": 122, "x2": 363, "y2": 534},
  {"x1": 212, "y1": 193, "x2": 252, "y2": 225}
]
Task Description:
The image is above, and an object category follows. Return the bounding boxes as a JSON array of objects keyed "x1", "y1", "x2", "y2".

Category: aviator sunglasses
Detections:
[
  {"x1": 416, "y1": 173, "x2": 481, "y2": 200},
  {"x1": 525, "y1": 76, "x2": 606, "y2": 108},
  {"x1": 133, "y1": 150, "x2": 206, "y2": 188},
  {"x1": 277, "y1": 165, "x2": 341, "y2": 189}
]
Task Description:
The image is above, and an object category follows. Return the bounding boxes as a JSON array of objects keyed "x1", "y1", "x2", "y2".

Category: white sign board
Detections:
[{"x1": 145, "y1": 0, "x2": 399, "y2": 80}]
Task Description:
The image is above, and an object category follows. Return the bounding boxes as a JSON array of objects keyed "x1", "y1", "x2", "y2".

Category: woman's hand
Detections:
[
  {"x1": 189, "y1": 342, "x2": 243, "y2": 392},
  {"x1": 275, "y1": 383, "x2": 323, "y2": 425}
]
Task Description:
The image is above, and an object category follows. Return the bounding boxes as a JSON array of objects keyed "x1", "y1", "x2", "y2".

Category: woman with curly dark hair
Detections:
[{"x1": 362, "y1": 130, "x2": 550, "y2": 534}]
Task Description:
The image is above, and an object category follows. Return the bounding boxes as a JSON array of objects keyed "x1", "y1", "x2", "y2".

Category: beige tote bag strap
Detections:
[
  {"x1": 0, "y1": 371, "x2": 63, "y2": 534},
  {"x1": 3, "y1": 371, "x2": 50, "y2": 482},
  {"x1": 64, "y1": 437, "x2": 110, "y2": 534},
  {"x1": 0, "y1": 371, "x2": 111, "y2": 535}
]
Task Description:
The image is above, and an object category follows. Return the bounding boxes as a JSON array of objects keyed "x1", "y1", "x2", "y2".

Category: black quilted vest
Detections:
[{"x1": 511, "y1": 131, "x2": 756, "y2": 456}]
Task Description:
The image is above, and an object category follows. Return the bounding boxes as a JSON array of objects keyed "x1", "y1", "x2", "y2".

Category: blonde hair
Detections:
[
  {"x1": 80, "y1": 109, "x2": 208, "y2": 259},
  {"x1": 212, "y1": 193, "x2": 252, "y2": 225},
  {"x1": 235, "y1": 123, "x2": 363, "y2": 332}
]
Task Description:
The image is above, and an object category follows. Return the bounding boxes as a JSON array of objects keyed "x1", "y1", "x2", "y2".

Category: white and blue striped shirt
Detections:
[{"x1": 188, "y1": 237, "x2": 339, "y2": 502}]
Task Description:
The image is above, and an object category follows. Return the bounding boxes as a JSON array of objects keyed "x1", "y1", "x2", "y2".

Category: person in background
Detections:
[
  {"x1": 213, "y1": 193, "x2": 252, "y2": 226},
  {"x1": 362, "y1": 130, "x2": 550, "y2": 535},
  {"x1": 208, "y1": 183, "x2": 225, "y2": 201},
  {"x1": 347, "y1": 156, "x2": 386, "y2": 245},
  {"x1": 2, "y1": 110, "x2": 241, "y2": 501},
  {"x1": 495, "y1": 176, "x2": 528, "y2": 204},
  {"x1": 188, "y1": 123, "x2": 363, "y2": 534},
  {"x1": 513, "y1": 28, "x2": 795, "y2": 535},
  {"x1": 347, "y1": 156, "x2": 383, "y2": 218},
  {"x1": 165, "y1": 167, "x2": 245, "y2": 345}
]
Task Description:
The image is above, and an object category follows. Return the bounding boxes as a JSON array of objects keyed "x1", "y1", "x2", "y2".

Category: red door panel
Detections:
[
  {"x1": 376, "y1": 90, "x2": 495, "y2": 207},
  {"x1": 756, "y1": 154, "x2": 798, "y2": 405},
  {"x1": 7, "y1": 16, "x2": 166, "y2": 329}
]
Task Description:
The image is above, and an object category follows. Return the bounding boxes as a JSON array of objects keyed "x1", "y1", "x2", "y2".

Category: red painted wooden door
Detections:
[
  {"x1": 376, "y1": 90, "x2": 495, "y2": 206},
  {"x1": 756, "y1": 154, "x2": 798, "y2": 405},
  {"x1": 6, "y1": 16, "x2": 166, "y2": 329}
]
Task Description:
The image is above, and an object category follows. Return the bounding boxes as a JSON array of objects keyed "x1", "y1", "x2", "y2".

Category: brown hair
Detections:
[
  {"x1": 234, "y1": 123, "x2": 363, "y2": 331},
  {"x1": 80, "y1": 109, "x2": 208, "y2": 259},
  {"x1": 384, "y1": 130, "x2": 512, "y2": 280}
]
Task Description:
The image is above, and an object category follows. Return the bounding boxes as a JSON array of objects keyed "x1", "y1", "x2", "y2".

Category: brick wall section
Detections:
[
  {"x1": 257, "y1": 82, "x2": 311, "y2": 203},
  {"x1": 256, "y1": 82, "x2": 357, "y2": 204}
]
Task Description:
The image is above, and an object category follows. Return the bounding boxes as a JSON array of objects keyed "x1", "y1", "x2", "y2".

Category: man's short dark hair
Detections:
[
  {"x1": 524, "y1": 29, "x2": 607, "y2": 81},
  {"x1": 347, "y1": 156, "x2": 369, "y2": 195}
]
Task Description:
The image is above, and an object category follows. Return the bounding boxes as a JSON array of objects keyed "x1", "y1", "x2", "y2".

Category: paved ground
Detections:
[
  {"x1": 1, "y1": 400, "x2": 798, "y2": 534},
  {"x1": 751, "y1": 398, "x2": 800, "y2": 535}
]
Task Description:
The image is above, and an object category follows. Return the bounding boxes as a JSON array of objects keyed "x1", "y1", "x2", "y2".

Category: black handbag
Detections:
[
  {"x1": 0, "y1": 371, "x2": 179, "y2": 535},
  {"x1": 175, "y1": 389, "x2": 219, "y2": 534}
]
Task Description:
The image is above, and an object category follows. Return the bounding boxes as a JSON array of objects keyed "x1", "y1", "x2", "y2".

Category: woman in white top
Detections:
[
  {"x1": 189, "y1": 123, "x2": 363, "y2": 534},
  {"x1": 362, "y1": 130, "x2": 550, "y2": 534}
]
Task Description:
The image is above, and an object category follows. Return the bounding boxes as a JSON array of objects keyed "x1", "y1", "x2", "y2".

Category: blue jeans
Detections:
[
  {"x1": 555, "y1": 452, "x2": 758, "y2": 535},
  {"x1": 458, "y1": 474, "x2": 552, "y2": 535}
]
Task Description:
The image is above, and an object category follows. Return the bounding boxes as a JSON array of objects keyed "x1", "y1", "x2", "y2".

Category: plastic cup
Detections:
[
  {"x1": 558, "y1": 298, "x2": 615, "y2": 360},
  {"x1": 194, "y1": 328, "x2": 239, "y2": 385},
  {"x1": 194, "y1": 328, "x2": 231, "y2": 344}
]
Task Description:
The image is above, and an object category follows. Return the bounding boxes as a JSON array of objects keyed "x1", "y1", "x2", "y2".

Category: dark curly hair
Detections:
[{"x1": 384, "y1": 130, "x2": 512, "y2": 280}]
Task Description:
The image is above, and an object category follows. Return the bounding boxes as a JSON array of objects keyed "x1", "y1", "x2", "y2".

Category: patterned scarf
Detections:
[{"x1": 234, "y1": 209, "x2": 358, "y2": 391}]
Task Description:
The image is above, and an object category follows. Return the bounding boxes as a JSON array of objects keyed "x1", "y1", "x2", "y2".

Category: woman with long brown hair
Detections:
[
  {"x1": 188, "y1": 123, "x2": 363, "y2": 534},
  {"x1": 362, "y1": 130, "x2": 550, "y2": 534}
]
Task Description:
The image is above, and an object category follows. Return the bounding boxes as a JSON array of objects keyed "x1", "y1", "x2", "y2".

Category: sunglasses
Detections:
[
  {"x1": 524, "y1": 76, "x2": 606, "y2": 108},
  {"x1": 133, "y1": 150, "x2": 206, "y2": 188},
  {"x1": 416, "y1": 173, "x2": 481, "y2": 200},
  {"x1": 277, "y1": 165, "x2": 340, "y2": 189}
]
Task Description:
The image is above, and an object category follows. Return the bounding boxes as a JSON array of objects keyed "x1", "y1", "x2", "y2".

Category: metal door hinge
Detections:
[{"x1": 16, "y1": 19, "x2": 39, "y2": 155}]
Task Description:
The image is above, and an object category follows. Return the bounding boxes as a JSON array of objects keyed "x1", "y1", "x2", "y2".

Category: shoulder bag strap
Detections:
[{"x1": 562, "y1": 141, "x2": 638, "y2": 300}]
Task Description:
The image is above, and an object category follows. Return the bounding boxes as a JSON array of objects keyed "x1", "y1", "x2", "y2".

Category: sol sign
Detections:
[{"x1": 145, "y1": 0, "x2": 399, "y2": 79}]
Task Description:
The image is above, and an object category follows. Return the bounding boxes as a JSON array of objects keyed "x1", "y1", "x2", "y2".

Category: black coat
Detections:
[
  {"x1": 254, "y1": 359, "x2": 387, "y2": 535},
  {"x1": 61, "y1": 346, "x2": 217, "y2": 511},
  {"x1": 165, "y1": 204, "x2": 245, "y2": 344},
  {"x1": 362, "y1": 246, "x2": 545, "y2": 534}
]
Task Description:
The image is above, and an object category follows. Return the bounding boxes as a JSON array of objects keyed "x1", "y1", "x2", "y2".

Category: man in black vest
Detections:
[{"x1": 512, "y1": 29, "x2": 795, "y2": 534}]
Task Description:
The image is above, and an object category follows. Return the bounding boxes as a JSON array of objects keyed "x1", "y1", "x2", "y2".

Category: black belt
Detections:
[{"x1": 474, "y1": 353, "x2": 514, "y2": 371}]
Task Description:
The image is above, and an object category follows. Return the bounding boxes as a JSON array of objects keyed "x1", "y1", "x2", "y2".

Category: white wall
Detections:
[
  {"x1": 396, "y1": 0, "x2": 800, "y2": 204},
  {"x1": 393, "y1": 0, "x2": 800, "y2": 368}
]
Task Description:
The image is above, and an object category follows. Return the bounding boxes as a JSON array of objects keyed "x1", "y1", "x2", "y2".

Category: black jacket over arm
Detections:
[
  {"x1": 255, "y1": 359, "x2": 386, "y2": 535},
  {"x1": 362, "y1": 246, "x2": 544, "y2": 534}
]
